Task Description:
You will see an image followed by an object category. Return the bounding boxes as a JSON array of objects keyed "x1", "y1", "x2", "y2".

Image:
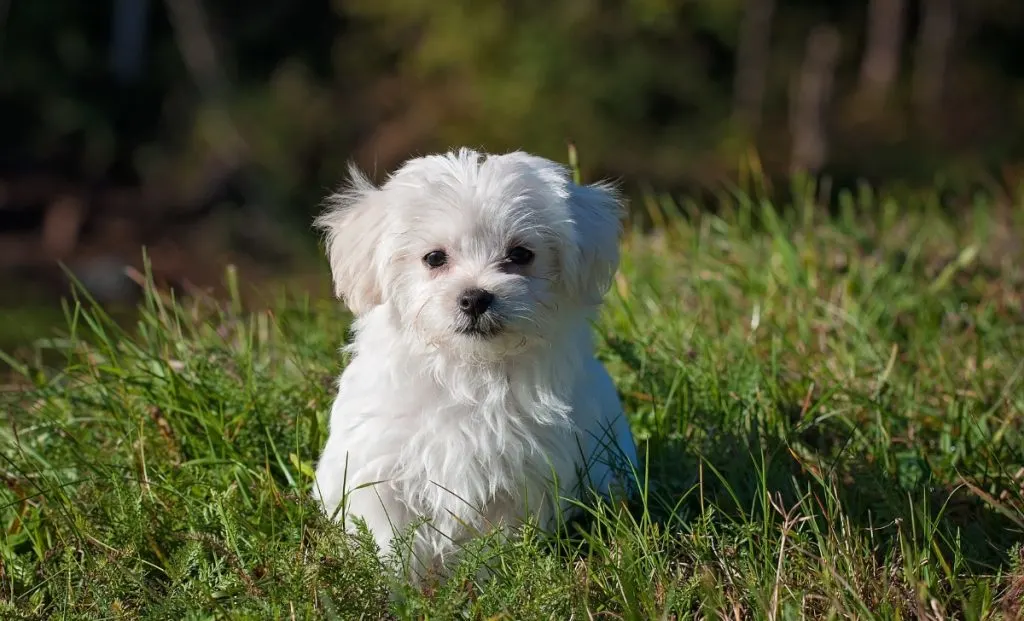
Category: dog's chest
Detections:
[{"x1": 388, "y1": 383, "x2": 577, "y2": 519}]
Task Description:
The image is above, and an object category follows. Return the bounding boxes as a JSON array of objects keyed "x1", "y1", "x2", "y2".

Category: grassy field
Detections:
[{"x1": 2, "y1": 180, "x2": 1024, "y2": 619}]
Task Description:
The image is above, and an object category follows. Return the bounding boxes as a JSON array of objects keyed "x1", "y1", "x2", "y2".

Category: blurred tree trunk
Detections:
[
  {"x1": 163, "y1": 0, "x2": 225, "y2": 98},
  {"x1": 857, "y1": 0, "x2": 906, "y2": 110},
  {"x1": 789, "y1": 25, "x2": 841, "y2": 174},
  {"x1": 913, "y1": 0, "x2": 955, "y2": 121},
  {"x1": 109, "y1": 0, "x2": 151, "y2": 82},
  {"x1": 732, "y1": 0, "x2": 776, "y2": 132}
]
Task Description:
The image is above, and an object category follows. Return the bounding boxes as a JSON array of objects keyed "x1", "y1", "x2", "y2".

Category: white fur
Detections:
[{"x1": 311, "y1": 149, "x2": 638, "y2": 580}]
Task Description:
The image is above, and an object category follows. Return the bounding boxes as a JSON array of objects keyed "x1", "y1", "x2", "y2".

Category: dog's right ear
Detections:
[{"x1": 315, "y1": 165, "x2": 388, "y2": 315}]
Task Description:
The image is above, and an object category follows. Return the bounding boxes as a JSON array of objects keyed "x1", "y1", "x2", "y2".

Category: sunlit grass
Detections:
[{"x1": 2, "y1": 182, "x2": 1023, "y2": 619}]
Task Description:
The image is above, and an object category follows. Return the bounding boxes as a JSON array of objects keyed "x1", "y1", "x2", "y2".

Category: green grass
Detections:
[{"x1": 2, "y1": 182, "x2": 1024, "y2": 619}]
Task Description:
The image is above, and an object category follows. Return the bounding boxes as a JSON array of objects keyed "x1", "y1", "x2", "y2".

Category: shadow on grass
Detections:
[{"x1": 630, "y1": 416, "x2": 1023, "y2": 576}]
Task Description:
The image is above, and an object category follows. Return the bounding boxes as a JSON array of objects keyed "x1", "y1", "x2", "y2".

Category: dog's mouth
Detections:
[{"x1": 455, "y1": 320, "x2": 504, "y2": 338}]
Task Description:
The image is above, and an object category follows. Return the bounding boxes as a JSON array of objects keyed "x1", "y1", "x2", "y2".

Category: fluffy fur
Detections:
[{"x1": 311, "y1": 149, "x2": 638, "y2": 580}]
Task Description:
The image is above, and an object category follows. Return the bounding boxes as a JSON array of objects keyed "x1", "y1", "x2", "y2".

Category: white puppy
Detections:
[{"x1": 312, "y1": 149, "x2": 638, "y2": 580}]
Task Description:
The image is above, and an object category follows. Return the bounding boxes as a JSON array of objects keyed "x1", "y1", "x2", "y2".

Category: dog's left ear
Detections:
[{"x1": 563, "y1": 180, "x2": 624, "y2": 306}]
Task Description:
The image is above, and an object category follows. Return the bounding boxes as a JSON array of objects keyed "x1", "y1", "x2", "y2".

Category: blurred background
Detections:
[{"x1": 2, "y1": 0, "x2": 1024, "y2": 345}]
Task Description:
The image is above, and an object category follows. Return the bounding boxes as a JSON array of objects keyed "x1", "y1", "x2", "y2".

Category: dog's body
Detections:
[{"x1": 312, "y1": 149, "x2": 637, "y2": 578}]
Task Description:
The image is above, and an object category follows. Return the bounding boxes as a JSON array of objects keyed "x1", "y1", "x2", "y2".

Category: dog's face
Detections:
[{"x1": 317, "y1": 150, "x2": 623, "y2": 356}]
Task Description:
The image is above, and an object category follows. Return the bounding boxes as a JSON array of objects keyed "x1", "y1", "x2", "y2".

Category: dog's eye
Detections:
[
  {"x1": 423, "y1": 250, "x2": 448, "y2": 269},
  {"x1": 506, "y1": 246, "x2": 534, "y2": 266}
]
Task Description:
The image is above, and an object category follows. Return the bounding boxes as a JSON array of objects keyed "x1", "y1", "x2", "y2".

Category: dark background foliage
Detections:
[{"x1": 1, "y1": 0, "x2": 1023, "y2": 310}]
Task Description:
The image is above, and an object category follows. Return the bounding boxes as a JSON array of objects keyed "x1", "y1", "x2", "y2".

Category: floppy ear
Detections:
[
  {"x1": 315, "y1": 165, "x2": 389, "y2": 315},
  {"x1": 563, "y1": 180, "x2": 625, "y2": 305}
]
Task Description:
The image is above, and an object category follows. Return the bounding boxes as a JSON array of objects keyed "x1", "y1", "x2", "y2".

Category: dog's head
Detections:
[{"x1": 316, "y1": 149, "x2": 623, "y2": 356}]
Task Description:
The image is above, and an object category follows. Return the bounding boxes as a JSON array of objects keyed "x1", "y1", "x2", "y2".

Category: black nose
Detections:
[{"x1": 458, "y1": 288, "x2": 494, "y2": 317}]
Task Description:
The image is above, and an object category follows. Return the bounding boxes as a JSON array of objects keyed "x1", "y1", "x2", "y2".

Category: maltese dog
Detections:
[{"x1": 311, "y1": 148, "x2": 638, "y2": 580}]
